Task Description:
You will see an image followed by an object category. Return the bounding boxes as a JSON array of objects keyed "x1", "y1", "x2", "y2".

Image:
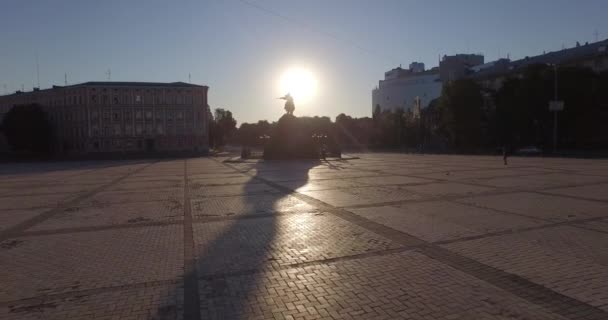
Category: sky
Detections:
[{"x1": 1, "y1": 0, "x2": 607, "y2": 124}]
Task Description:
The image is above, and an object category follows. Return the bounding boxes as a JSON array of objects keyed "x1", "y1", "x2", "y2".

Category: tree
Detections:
[
  {"x1": 437, "y1": 79, "x2": 485, "y2": 151},
  {"x1": 1, "y1": 103, "x2": 54, "y2": 154},
  {"x1": 209, "y1": 108, "x2": 237, "y2": 148}
]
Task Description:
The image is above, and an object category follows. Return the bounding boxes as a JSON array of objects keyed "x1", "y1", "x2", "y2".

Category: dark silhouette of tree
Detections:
[
  {"x1": 438, "y1": 79, "x2": 484, "y2": 151},
  {"x1": 1, "y1": 103, "x2": 54, "y2": 154},
  {"x1": 493, "y1": 64, "x2": 608, "y2": 150},
  {"x1": 209, "y1": 108, "x2": 237, "y2": 148}
]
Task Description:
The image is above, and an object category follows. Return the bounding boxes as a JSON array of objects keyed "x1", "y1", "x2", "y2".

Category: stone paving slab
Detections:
[
  {"x1": 0, "y1": 184, "x2": 103, "y2": 197},
  {"x1": 190, "y1": 194, "x2": 318, "y2": 218},
  {"x1": 0, "y1": 209, "x2": 49, "y2": 232},
  {"x1": 276, "y1": 178, "x2": 364, "y2": 192},
  {"x1": 350, "y1": 201, "x2": 544, "y2": 243},
  {"x1": 189, "y1": 183, "x2": 280, "y2": 198},
  {"x1": 112, "y1": 179, "x2": 184, "y2": 191},
  {"x1": 545, "y1": 183, "x2": 608, "y2": 201},
  {"x1": 198, "y1": 251, "x2": 567, "y2": 320},
  {"x1": 0, "y1": 225, "x2": 183, "y2": 302},
  {"x1": 81, "y1": 188, "x2": 184, "y2": 206},
  {"x1": 349, "y1": 174, "x2": 435, "y2": 186},
  {"x1": 301, "y1": 187, "x2": 424, "y2": 208},
  {"x1": 0, "y1": 283, "x2": 183, "y2": 320},
  {"x1": 0, "y1": 193, "x2": 78, "y2": 210},
  {"x1": 443, "y1": 226, "x2": 608, "y2": 312},
  {"x1": 458, "y1": 192, "x2": 608, "y2": 222},
  {"x1": 193, "y1": 213, "x2": 402, "y2": 276},
  {"x1": 28, "y1": 200, "x2": 184, "y2": 231},
  {"x1": 189, "y1": 175, "x2": 254, "y2": 186},
  {"x1": 398, "y1": 181, "x2": 496, "y2": 198}
]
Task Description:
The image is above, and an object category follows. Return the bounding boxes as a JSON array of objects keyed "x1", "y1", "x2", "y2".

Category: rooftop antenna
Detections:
[
  {"x1": 188, "y1": 73, "x2": 191, "y2": 83},
  {"x1": 106, "y1": 69, "x2": 111, "y2": 81},
  {"x1": 35, "y1": 52, "x2": 40, "y2": 88},
  {"x1": 64, "y1": 73, "x2": 68, "y2": 86},
  {"x1": 594, "y1": 29, "x2": 599, "y2": 42},
  {"x1": 21, "y1": 84, "x2": 25, "y2": 91},
  {"x1": 3, "y1": 84, "x2": 7, "y2": 95}
]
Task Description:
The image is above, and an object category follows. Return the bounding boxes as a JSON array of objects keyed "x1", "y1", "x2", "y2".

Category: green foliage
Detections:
[{"x1": 1, "y1": 103, "x2": 53, "y2": 154}]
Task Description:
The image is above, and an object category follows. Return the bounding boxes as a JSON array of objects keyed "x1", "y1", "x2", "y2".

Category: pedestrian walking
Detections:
[{"x1": 502, "y1": 146, "x2": 508, "y2": 165}]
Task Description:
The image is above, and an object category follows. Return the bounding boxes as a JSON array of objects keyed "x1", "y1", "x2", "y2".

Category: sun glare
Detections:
[{"x1": 278, "y1": 67, "x2": 318, "y2": 103}]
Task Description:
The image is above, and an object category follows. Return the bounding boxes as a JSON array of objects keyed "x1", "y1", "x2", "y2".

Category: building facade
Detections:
[
  {"x1": 0, "y1": 81, "x2": 210, "y2": 154},
  {"x1": 372, "y1": 63, "x2": 443, "y2": 113}
]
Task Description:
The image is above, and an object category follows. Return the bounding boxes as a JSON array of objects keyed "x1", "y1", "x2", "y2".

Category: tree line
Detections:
[{"x1": 224, "y1": 64, "x2": 608, "y2": 153}]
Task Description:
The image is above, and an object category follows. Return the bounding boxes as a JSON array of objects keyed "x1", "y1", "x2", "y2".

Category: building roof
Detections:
[
  {"x1": 72, "y1": 81, "x2": 207, "y2": 88},
  {"x1": 0, "y1": 81, "x2": 208, "y2": 97},
  {"x1": 470, "y1": 38, "x2": 608, "y2": 80}
]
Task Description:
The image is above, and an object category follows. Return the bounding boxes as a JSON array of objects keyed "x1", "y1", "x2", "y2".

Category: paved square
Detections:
[{"x1": 1, "y1": 154, "x2": 608, "y2": 319}]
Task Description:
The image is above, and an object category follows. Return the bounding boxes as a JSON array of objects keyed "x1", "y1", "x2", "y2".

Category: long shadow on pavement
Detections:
[{"x1": 151, "y1": 158, "x2": 317, "y2": 319}]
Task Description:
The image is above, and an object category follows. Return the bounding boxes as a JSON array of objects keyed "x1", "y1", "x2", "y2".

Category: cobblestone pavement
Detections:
[{"x1": 1, "y1": 154, "x2": 608, "y2": 319}]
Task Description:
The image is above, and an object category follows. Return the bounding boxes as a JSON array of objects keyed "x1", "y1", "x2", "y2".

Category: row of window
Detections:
[
  {"x1": 90, "y1": 123, "x2": 198, "y2": 137},
  {"x1": 91, "y1": 109, "x2": 188, "y2": 121},
  {"x1": 90, "y1": 138, "x2": 199, "y2": 151}
]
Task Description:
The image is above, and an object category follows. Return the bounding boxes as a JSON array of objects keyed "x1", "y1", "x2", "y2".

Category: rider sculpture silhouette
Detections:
[{"x1": 279, "y1": 93, "x2": 295, "y2": 115}]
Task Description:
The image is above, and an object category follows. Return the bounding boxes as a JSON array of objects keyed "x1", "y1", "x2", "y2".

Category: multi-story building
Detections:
[
  {"x1": 439, "y1": 54, "x2": 484, "y2": 82},
  {"x1": 0, "y1": 81, "x2": 210, "y2": 154},
  {"x1": 470, "y1": 38, "x2": 608, "y2": 90},
  {"x1": 372, "y1": 62, "x2": 443, "y2": 113}
]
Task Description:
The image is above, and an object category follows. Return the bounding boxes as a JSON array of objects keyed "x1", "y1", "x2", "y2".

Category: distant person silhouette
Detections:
[{"x1": 502, "y1": 145, "x2": 509, "y2": 165}]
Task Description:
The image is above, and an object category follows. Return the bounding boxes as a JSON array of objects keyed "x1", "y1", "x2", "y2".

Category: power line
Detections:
[{"x1": 236, "y1": 0, "x2": 400, "y2": 65}]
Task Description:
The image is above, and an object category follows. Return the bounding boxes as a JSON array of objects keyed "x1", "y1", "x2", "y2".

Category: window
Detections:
[
  {"x1": 103, "y1": 111, "x2": 110, "y2": 121},
  {"x1": 177, "y1": 111, "x2": 183, "y2": 120},
  {"x1": 113, "y1": 112, "x2": 120, "y2": 121},
  {"x1": 91, "y1": 95, "x2": 97, "y2": 103},
  {"x1": 156, "y1": 124, "x2": 164, "y2": 135},
  {"x1": 145, "y1": 111, "x2": 152, "y2": 120},
  {"x1": 135, "y1": 95, "x2": 141, "y2": 103},
  {"x1": 113, "y1": 124, "x2": 121, "y2": 136},
  {"x1": 136, "y1": 124, "x2": 143, "y2": 135},
  {"x1": 113, "y1": 96, "x2": 119, "y2": 105},
  {"x1": 135, "y1": 110, "x2": 142, "y2": 119},
  {"x1": 125, "y1": 124, "x2": 133, "y2": 136},
  {"x1": 124, "y1": 110, "x2": 132, "y2": 120}
]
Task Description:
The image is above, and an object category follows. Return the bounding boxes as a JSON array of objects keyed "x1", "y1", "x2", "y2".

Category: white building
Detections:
[{"x1": 372, "y1": 63, "x2": 442, "y2": 114}]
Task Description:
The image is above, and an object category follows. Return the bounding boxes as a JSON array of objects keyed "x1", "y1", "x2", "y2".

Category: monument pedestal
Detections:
[{"x1": 263, "y1": 114, "x2": 318, "y2": 160}]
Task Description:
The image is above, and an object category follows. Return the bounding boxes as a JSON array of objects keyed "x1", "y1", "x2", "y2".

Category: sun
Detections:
[{"x1": 278, "y1": 67, "x2": 318, "y2": 103}]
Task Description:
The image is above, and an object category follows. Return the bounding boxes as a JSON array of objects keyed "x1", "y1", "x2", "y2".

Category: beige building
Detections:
[{"x1": 0, "y1": 81, "x2": 210, "y2": 154}]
